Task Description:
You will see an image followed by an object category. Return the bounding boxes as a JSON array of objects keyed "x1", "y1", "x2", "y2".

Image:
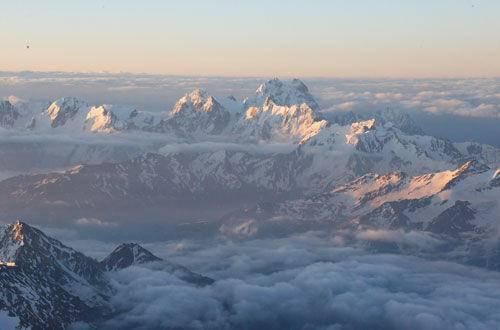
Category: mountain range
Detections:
[
  {"x1": 1, "y1": 77, "x2": 500, "y2": 328},
  {"x1": 0, "y1": 78, "x2": 499, "y2": 260}
]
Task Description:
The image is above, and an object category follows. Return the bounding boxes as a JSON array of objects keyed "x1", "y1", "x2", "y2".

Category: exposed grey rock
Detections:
[
  {"x1": 101, "y1": 243, "x2": 161, "y2": 271},
  {"x1": 47, "y1": 97, "x2": 86, "y2": 128},
  {"x1": 0, "y1": 221, "x2": 213, "y2": 329},
  {"x1": 0, "y1": 100, "x2": 20, "y2": 128},
  {"x1": 426, "y1": 201, "x2": 476, "y2": 236},
  {"x1": 0, "y1": 221, "x2": 110, "y2": 329}
]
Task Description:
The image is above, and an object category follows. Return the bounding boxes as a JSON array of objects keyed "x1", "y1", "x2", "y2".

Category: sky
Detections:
[{"x1": 1, "y1": 0, "x2": 499, "y2": 78}]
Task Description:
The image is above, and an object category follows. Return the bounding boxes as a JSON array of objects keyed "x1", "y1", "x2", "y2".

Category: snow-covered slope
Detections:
[
  {"x1": 218, "y1": 159, "x2": 500, "y2": 269},
  {"x1": 331, "y1": 160, "x2": 496, "y2": 231},
  {"x1": 101, "y1": 243, "x2": 161, "y2": 271},
  {"x1": 0, "y1": 100, "x2": 171, "y2": 174},
  {"x1": 231, "y1": 160, "x2": 499, "y2": 237},
  {"x1": 283, "y1": 116, "x2": 471, "y2": 194},
  {"x1": 159, "y1": 89, "x2": 231, "y2": 136},
  {"x1": 3, "y1": 96, "x2": 163, "y2": 136},
  {"x1": 84, "y1": 105, "x2": 124, "y2": 133},
  {"x1": 2, "y1": 79, "x2": 324, "y2": 139},
  {"x1": 0, "y1": 221, "x2": 110, "y2": 329},
  {"x1": 0, "y1": 100, "x2": 20, "y2": 128},
  {"x1": 455, "y1": 142, "x2": 500, "y2": 169},
  {"x1": 0, "y1": 121, "x2": 489, "y2": 225},
  {"x1": 0, "y1": 150, "x2": 302, "y2": 219},
  {"x1": 326, "y1": 108, "x2": 425, "y2": 136},
  {"x1": 244, "y1": 78, "x2": 320, "y2": 111},
  {"x1": 233, "y1": 98, "x2": 327, "y2": 143},
  {"x1": 3, "y1": 78, "x2": 499, "y2": 327},
  {"x1": 0, "y1": 77, "x2": 498, "y2": 220},
  {"x1": 1, "y1": 79, "x2": 497, "y2": 173},
  {"x1": 101, "y1": 243, "x2": 213, "y2": 285},
  {"x1": 0, "y1": 78, "x2": 498, "y2": 241},
  {"x1": 0, "y1": 221, "x2": 213, "y2": 329},
  {"x1": 46, "y1": 97, "x2": 87, "y2": 128}
]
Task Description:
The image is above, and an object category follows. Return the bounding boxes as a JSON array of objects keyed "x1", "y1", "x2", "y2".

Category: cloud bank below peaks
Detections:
[{"x1": 86, "y1": 233, "x2": 500, "y2": 330}]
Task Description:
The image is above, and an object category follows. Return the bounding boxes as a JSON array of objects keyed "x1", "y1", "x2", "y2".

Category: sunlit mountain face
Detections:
[{"x1": 1, "y1": 77, "x2": 500, "y2": 329}]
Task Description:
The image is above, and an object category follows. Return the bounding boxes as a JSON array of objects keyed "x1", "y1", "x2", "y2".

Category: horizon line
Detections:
[{"x1": 1, "y1": 70, "x2": 499, "y2": 81}]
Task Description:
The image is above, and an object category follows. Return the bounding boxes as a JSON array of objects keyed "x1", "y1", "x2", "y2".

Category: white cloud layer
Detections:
[
  {"x1": 62, "y1": 232, "x2": 500, "y2": 330},
  {"x1": 314, "y1": 78, "x2": 500, "y2": 120}
]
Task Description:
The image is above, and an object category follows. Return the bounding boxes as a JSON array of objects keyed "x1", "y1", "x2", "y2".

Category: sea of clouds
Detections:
[
  {"x1": 310, "y1": 78, "x2": 500, "y2": 147},
  {"x1": 2, "y1": 209, "x2": 498, "y2": 329},
  {"x1": 62, "y1": 232, "x2": 500, "y2": 330},
  {"x1": 38, "y1": 228, "x2": 499, "y2": 330}
]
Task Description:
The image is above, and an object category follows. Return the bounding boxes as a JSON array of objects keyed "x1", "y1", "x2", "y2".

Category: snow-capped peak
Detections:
[
  {"x1": 345, "y1": 119, "x2": 377, "y2": 145},
  {"x1": 9, "y1": 220, "x2": 24, "y2": 243},
  {"x1": 455, "y1": 159, "x2": 490, "y2": 176},
  {"x1": 46, "y1": 97, "x2": 87, "y2": 128},
  {"x1": 0, "y1": 221, "x2": 112, "y2": 328},
  {"x1": 327, "y1": 108, "x2": 425, "y2": 136},
  {"x1": 236, "y1": 98, "x2": 327, "y2": 143},
  {"x1": 375, "y1": 108, "x2": 425, "y2": 136},
  {"x1": 101, "y1": 242, "x2": 161, "y2": 271},
  {"x1": 0, "y1": 220, "x2": 67, "y2": 262},
  {"x1": 441, "y1": 160, "x2": 491, "y2": 190},
  {"x1": 84, "y1": 105, "x2": 123, "y2": 133},
  {"x1": 164, "y1": 89, "x2": 231, "y2": 135},
  {"x1": 0, "y1": 100, "x2": 20, "y2": 128},
  {"x1": 172, "y1": 89, "x2": 221, "y2": 114},
  {"x1": 245, "y1": 78, "x2": 320, "y2": 111},
  {"x1": 0, "y1": 220, "x2": 25, "y2": 261},
  {"x1": 492, "y1": 169, "x2": 500, "y2": 187},
  {"x1": 4, "y1": 95, "x2": 23, "y2": 105},
  {"x1": 0, "y1": 222, "x2": 213, "y2": 328}
]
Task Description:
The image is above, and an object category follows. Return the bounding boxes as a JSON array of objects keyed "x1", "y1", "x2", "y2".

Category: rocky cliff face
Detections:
[
  {"x1": 0, "y1": 221, "x2": 212, "y2": 329},
  {"x1": 0, "y1": 101, "x2": 19, "y2": 128},
  {"x1": 0, "y1": 221, "x2": 110, "y2": 329}
]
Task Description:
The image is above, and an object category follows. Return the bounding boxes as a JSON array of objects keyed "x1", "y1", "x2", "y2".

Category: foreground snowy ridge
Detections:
[{"x1": 0, "y1": 221, "x2": 211, "y2": 329}]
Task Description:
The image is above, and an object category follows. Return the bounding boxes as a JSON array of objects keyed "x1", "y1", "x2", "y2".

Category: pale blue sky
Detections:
[{"x1": 1, "y1": 0, "x2": 499, "y2": 77}]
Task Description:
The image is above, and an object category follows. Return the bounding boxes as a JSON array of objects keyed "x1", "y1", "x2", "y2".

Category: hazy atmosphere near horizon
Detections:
[
  {"x1": 1, "y1": 1, "x2": 500, "y2": 330},
  {"x1": 2, "y1": 0, "x2": 500, "y2": 77}
]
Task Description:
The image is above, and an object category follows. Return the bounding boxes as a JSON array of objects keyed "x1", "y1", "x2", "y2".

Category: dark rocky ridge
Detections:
[{"x1": 0, "y1": 221, "x2": 213, "y2": 329}]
